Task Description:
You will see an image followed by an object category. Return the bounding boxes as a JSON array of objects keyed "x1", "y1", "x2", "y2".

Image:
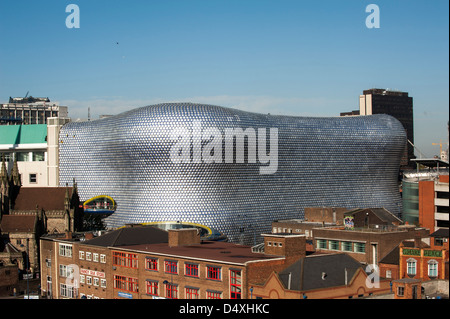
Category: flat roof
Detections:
[
  {"x1": 116, "y1": 241, "x2": 283, "y2": 265},
  {"x1": 411, "y1": 158, "x2": 449, "y2": 168}
]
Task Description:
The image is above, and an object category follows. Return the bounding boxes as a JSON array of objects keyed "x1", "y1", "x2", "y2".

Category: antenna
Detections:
[{"x1": 88, "y1": 107, "x2": 91, "y2": 121}]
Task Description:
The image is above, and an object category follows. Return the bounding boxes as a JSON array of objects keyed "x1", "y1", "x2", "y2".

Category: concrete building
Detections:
[
  {"x1": 402, "y1": 159, "x2": 449, "y2": 230},
  {"x1": 0, "y1": 96, "x2": 68, "y2": 125},
  {"x1": 0, "y1": 118, "x2": 68, "y2": 187}
]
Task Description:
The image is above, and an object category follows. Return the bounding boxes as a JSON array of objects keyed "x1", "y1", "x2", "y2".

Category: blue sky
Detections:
[{"x1": 0, "y1": 0, "x2": 448, "y2": 157}]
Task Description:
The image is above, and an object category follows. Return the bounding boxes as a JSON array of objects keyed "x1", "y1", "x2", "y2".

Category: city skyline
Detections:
[{"x1": 0, "y1": 0, "x2": 448, "y2": 157}]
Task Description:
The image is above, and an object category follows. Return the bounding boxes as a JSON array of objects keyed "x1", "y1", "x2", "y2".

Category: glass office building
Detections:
[{"x1": 59, "y1": 103, "x2": 406, "y2": 243}]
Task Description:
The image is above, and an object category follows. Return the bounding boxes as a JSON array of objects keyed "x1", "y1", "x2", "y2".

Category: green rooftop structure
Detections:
[{"x1": 0, "y1": 124, "x2": 47, "y2": 145}]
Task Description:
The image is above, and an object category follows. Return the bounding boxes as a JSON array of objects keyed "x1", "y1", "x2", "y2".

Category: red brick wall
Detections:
[{"x1": 419, "y1": 180, "x2": 435, "y2": 232}]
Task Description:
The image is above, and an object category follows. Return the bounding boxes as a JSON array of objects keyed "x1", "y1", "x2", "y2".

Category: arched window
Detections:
[
  {"x1": 406, "y1": 258, "x2": 417, "y2": 276},
  {"x1": 428, "y1": 260, "x2": 438, "y2": 278}
]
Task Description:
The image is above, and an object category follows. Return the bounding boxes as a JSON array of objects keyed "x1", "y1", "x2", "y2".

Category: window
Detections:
[
  {"x1": 86, "y1": 276, "x2": 92, "y2": 285},
  {"x1": 146, "y1": 281, "x2": 158, "y2": 296},
  {"x1": 17, "y1": 152, "x2": 29, "y2": 162},
  {"x1": 114, "y1": 275, "x2": 139, "y2": 293},
  {"x1": 328, "y1": 240, "x2": 339, "y2": 250},
  {"x1": 434, "y1": 237, "x2": 444, "y2": 246},
  {"x1": 80, "y1": 275, "x2": 85, "y2": 284},
  {"x1": 101, "y1": 279, "x2": 107, "y2": 288},
  {"x1": 407, "y1": 258, "x2": 417, "y2": 276},
  {"x1": 342, "y1": 241, "x2": 353, "y2": 252},
  {"x1": 165, "y1": 260, "x2": 178, "y2": 274},
  {"x1": 428, "y1": 260, "x2": 438, "y2": 278},
  {"x1": 100, "y1": 254, "x2": 106, "y2": 263},
  {"x1": 185, "y1": 287, "x2": 199, "y2": 299},
  {"x1": 397, "y1": 286, "x2": 404, "y2": 297},
  {"x1": 207, "y1": 291, "x2": 222, "y2": 299},
  {"x1": 29, "y1": 173, "x2": 37, "y2": 183},
  {"x1": 93, "y1": 277, "x2": 99, "y2": 287},
  {"x1": 207, "y1": 266, "x2": 221, "y2": 281},
  {"x1": 145, "y1": 257, "x2": 158, "y2": 271},
  {"x1": 93, "y1": 253, "x2": 99, "y2": 262},
  {"x1": 230, "y1": 270, "x2": 242, "y2": 299},
  {"x1": 60, "y1": 283, "x2": 76, "y2": 298},
  {"x1": 45, "y1": 258, "x2": 51, "y2": 267},
  {"x1": 33, "y1": 152, "x2": 45, "y2": 161},
  {"x1": 113, "y1": 251, "x2": 138, "y2": 269},
  {"x1": 86, "y1": 252, "x2": 92, "y2": 261},
  {"x1": 316, "y1": 239, "x2": 327, "y2": 249},
  {"x1": 165, "y1": 282, "x2": 178, "y2": 299},
  {"x1": 386, "y1": 270, "x2": 392, "y2": 279},
  {"x1": 59, "y1": 264, "x2": 73, "y2": 278},
  {"x1": 59, "y1": 244, "x2": 73, "y2": 257},
  {"x1": 185, "y1": 263, "x2": 199, "y2": 277},
  {"x1": 79, "y1": 251, "x2": 85, "y2": 260},
  {"x1": 354, "y1": 242, "x2": 366, "y2": 254}
]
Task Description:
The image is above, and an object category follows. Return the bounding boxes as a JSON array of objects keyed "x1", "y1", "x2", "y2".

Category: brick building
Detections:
[
  {"x1": 419, "y1": 175, "x2": 449, "y2": 233},
  {"x1": 272, "y1": 207, "x2": 427, "y2": 267},
  {"x1": 39, "y1": 225, "x2": 308, "y2": 299},
  {"x1": 271, "y1": 207, "x2": 351, "y2": 252},
  {"x1": 313, "y1": 223, "x2": 429, "y2": 266},
  {"x1": 393, "y1": 278, "x2": 422, "y2": 299},
  {"x1": 250, "y1": 253, "x2": 392, "y2": 299},
  {"x1": 399, "y1": 230, "x2": 449, "y2": 281}
]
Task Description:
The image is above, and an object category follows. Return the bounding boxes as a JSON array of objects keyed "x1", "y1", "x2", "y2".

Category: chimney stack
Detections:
[{"x1": 168, "y1": 228, "x2": 201, "y2": 247}]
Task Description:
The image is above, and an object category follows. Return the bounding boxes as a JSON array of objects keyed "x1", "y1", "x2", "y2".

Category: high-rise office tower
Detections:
[{"x1": 359, "y1": 89, "x2": 414, "y2": 167}]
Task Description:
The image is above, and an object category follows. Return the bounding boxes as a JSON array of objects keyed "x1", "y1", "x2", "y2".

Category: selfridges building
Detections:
[{"x1": 59, "y1": 103, "x2": 406, "y2": 243}]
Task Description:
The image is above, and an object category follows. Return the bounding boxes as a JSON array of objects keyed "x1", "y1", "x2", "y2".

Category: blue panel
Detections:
[{"x1": 59, "y1": 103, "x2": 406, "y2": 244}]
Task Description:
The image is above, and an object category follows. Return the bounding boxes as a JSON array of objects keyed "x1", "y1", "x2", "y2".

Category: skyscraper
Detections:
[{"x1": 359, "y1": 89, "x2": 414, "y2": 167}]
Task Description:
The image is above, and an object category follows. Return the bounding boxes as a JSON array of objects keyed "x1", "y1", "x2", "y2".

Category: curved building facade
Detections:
[{"x1": 59, "y1": 103, "x2": 406, "y2": 243}]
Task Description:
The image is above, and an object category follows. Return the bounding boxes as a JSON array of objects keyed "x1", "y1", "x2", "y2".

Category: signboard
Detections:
[
  {"x1": 80, "y1": 268, "x2": 105, "y2": 278},
  {"x1": 402, "y1": 248, "x2": 420, "y2": 256},
  {"x1": 402, "y1": 249, "x2": 443, "y2": 257},
  {"x1": 344, "y1": 216, "x2": 354, "y2": 230},
  {"x1": 423, "y1": 250, "x2": 442, "y2": 258},
  {"x1": 118, "y1": 292, "x2": 133, "y2": 299}
]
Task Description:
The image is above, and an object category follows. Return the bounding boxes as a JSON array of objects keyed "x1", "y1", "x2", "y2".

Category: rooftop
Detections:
[
  {"x1": 278, "y1": 253, "x2": 364, "y2": 291},
  {"x1": 82, "y1": 225, "x2": 168, "y2": 247},
  {"x1": 12, "y1": 187, "x2": 72, "y2": 211},
  {"x1": 0, "y1": 124, "x2": 47, "y2": 145},
  {"x1": 118, "y1": 240, "x2": 282, "y2": 265},
  {"x1": 0, "y1": 215, "x2": 37, "y2": 233}
]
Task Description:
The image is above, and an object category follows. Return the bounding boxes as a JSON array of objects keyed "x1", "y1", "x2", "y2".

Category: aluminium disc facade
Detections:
[{"x1": 59, "y1": 103, "x2": 406, "y2": 244}]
